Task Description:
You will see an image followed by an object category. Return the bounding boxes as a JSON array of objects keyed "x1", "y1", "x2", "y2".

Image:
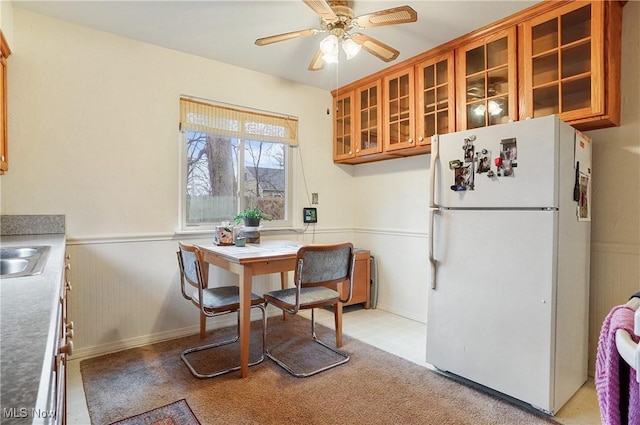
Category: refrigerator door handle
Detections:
[
  {"x1": 429, "y1": 208, "x2": 437, "y2": 290},
  {"x1": 429, "y1": 135, "x2": 439, "y2": 209},
  {"x1": 429, "y1": 134, "x2": 439, "y2": 290}
]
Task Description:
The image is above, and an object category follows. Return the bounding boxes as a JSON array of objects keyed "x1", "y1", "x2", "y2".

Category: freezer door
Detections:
[
  {"x1": 433, "y1": 115, "x2": 565, "y2": 209},
  {"x1": 426, "y1": 209, "x2": 557, "y2": 411}
]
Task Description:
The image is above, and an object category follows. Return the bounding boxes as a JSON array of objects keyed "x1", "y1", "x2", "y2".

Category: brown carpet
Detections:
[
  {"x1": 108, "y1": 399, "x2": 200, "y2": 425},
  {"x1": 81, "y1": 315, "x2": 560, "y2": 425}
]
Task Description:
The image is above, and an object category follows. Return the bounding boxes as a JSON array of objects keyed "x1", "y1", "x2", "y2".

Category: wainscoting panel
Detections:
[
  {"x1": 65, "y1": 232, "x2": 637, "y2": 369},
  {"x1": 65, "y1": 231, "x2": 354, "y2": 360},
  {"x1": 66, "y1": 236, "x2": 287, "y2": 359},
  {"x1": 353, "y1": 228, "x2": 429, "y2": 324},
  {"x1": 588, "y1": 242, "x2": 640, "y2": 375}
]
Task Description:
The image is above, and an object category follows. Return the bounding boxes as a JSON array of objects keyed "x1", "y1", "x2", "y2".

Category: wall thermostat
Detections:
[{"x1": 303, "y1": 207, "x2": 317, "y2": 224}]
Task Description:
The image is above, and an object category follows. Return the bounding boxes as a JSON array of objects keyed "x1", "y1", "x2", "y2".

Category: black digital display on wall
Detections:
[{"x1": 303, "y1": 207, "x2": 317, "y2": 224}]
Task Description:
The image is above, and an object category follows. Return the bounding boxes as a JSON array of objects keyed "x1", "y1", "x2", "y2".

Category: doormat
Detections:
[{"x1": 108, "y1": 399, "x2": 200, "y2": 425}]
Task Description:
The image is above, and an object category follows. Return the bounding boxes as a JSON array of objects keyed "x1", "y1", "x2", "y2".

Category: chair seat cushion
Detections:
[
  {"x1": 264, "y1": 286, "x2": 340, "y2": 308},
  {"x1": 192, "y1": 286, "x2": 263, "y2": 312}
]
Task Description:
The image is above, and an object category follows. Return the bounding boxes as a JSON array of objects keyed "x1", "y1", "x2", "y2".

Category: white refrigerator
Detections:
[{"x1": 426, "y1": 115, "x2": 592, "y2": 415}]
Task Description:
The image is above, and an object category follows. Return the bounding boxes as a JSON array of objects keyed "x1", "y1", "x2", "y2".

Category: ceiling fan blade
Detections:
[
  {"x1": 351, "y1": 33, "x2": 399, "y2": 62},
  {"x1": 302, "y1": 0, "x2": 338, "y2": 21},
  {"x1": 352, "y1": 5, "x2": 417, "y2": 29},
  {"x1": 308, "y1": 49, "x2": 325, "y2": 71},
  {"x1": 255, "y1": 28, "x2": 319, "y2": 46}
]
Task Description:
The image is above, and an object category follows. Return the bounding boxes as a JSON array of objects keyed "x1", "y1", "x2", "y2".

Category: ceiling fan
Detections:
[{"x1": 255, "y1": 0, "x2": 418, "y2": 71}]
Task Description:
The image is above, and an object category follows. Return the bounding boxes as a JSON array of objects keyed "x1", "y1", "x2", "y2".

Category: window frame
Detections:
[{"x1": 178, "y1": 97, "x2": 296, "y2": 232}]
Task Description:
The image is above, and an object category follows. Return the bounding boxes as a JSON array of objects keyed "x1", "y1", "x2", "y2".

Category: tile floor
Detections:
[{"x1": 66, "y1": 307, "x2": 601, "y2": 424}]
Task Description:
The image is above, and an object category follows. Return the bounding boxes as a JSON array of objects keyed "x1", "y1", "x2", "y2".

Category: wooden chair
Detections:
[
  {"x1": 176, "y1": 242, "x2": 266, "y2": 378},
  {"x1": 263, "y1": 242, "x2": 355, "y2": 377}
]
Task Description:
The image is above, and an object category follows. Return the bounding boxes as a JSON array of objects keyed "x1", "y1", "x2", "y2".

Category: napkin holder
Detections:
[{"x1": 213, "y1": 226, "x2": 234, "y2": 246}]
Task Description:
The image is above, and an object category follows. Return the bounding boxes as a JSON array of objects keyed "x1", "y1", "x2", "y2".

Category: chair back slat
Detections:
[
  {"x1": 177, "y1": 242, "x2": 203, "y2": 290},
  {"x1": 181, "y1": 250, "x2": 198, "y2": 283},
  {"x1": 297, "y1": 243, "x2": 353, "y2": 287}
]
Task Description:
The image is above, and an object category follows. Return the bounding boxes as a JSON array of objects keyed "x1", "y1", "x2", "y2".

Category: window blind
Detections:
[{"x1": 179, "y1": 97, "x2": 298, "y2": 147}]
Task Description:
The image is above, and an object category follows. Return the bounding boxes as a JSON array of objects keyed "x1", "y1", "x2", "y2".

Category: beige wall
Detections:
[
  {"x1": 586, "y1": 0, "x2": 639, "y2": 247},
  {"x1": 2, "y1": 8, "x2": 354, "y2": 237},
  {"x1": 2, "y1": 8, "x2": 358, "y2": 357},
  {"x1": 584, "y1": 0, "x2": 639, "y2": 374}
]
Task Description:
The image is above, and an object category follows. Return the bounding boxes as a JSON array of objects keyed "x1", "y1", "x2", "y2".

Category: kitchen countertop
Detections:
[{"x1": 1, "y1": 234, "x2": 66, "y2": 424}]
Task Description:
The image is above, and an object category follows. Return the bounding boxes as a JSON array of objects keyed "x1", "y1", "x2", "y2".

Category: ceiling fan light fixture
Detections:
[
  {"x1": 320, "y1": 34, "x2": 340, "y2": 63},
  {"x1": 255, "y1": 0, "x2": 419, "y2": 71},
  {"x1": 323, "y1": 51, "x2": 339, "y2": 63},
  {"x1": 342, "y1": 37, "x2": 361, "y2": 60},
  {"x1": 320, "y1": 34, "x2": 339, "y2": 54}
]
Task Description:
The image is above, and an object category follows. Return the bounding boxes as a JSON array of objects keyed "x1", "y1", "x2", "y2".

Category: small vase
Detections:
[{"x1": 243, "y1": 218, "x2": 261, "y2": 228}]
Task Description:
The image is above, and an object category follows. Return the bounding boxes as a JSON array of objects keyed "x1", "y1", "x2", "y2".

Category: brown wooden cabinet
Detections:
[
  {"x1": 521, "y1": 0, "x2": 622, "y2": 130},
  {"x1": 0, "y1": 31, "x2": 11, "y2": 175},
  {"x1": 332, "y1": 91, "x2": 355, "y2": 162},
  {"x1": 55, "y1": 255, "x2": 73, "y2": 425},
  {"x1": 341, "y1": 250, "x2": 371, "y2": 308},
  {"x1": 456, "y1": 27, "x2": 518, "y2": 130},
  {"x1": 384, "y1": 67, "x2": 415, "y2": 152},
  {"x1": 416, "y1": 51, "x2": 456, "y2": 147},
  {"x1": 331, "y1": 0, "x2": 625, "y2": 165},
  {"x1": 355, "y1": 80, "x2": 382, "y2": 158}
]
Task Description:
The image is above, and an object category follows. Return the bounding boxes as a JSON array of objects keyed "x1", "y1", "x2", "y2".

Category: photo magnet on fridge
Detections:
[
  {"x1": 476, "y1": 150, "x2": 491, "y2": 174},
  {"x1": 452, "y1": 163, "x2": 474, "y2": 191}
]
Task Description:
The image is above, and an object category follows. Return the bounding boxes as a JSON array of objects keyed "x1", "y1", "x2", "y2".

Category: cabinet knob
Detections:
[
  {"x1": 356, "y1": 148, "x2": 360, "y2": 153},
  {"x1": 66, "y1": 281, "x2": 72, "y2": 292},
  {"x1": 59, "y1": 341, "x2": 73, "y2": 356},
  {"x1": 408, "y1": 138, "x2": 414, "y2": 144},
  {"x1": 348, "y1": 151, "x2": 352, "y2": 155},
  {"x1": 1, "y1": 155, "x2": 4, "y2": 162},
  {"x1": 65, "y1": 263, "x2": 71, "y2": 271},
  {"x1": 66, "y1": 329, "x2": 74, "y2": 340},
  {"x1": 65, "y1": 254, "x2": 71, "y2": 260},
  {"x1": 418, "y1": 136, "x2": 424, "y2": 142},
  {"x1": 66, "y1": 321, "x2": 74, "y2": 331}
]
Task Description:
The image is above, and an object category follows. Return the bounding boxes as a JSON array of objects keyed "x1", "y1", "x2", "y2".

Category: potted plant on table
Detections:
[{"x1": 234, "y1": 207, "x2": 271, "y2": 228}]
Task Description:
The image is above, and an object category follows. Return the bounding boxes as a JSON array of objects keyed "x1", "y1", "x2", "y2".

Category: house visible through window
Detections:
[{"x1": 179, "y1": 97, "x2": 298, "y2": 229}]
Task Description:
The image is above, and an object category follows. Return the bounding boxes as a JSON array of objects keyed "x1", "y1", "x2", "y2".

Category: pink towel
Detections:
[{"x1": 596, "y1": 305, "x2": 640, "y2": 425}]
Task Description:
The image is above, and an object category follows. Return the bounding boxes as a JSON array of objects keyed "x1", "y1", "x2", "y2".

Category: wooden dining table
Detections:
[{"x1": 195, "y1": 240, "x2": 304, "y2": 378}]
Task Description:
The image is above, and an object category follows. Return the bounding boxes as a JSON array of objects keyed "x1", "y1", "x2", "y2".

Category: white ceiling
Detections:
[{"x1": 12, "y1": 0, "x2": 539, "y2": 92}]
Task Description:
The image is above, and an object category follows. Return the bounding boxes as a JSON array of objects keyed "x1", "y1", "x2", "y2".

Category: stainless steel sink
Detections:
[{"x1": 0, "y1": 246, "x2": 51, "y2": 278}]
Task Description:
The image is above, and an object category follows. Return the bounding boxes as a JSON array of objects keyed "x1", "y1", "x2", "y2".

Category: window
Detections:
[{"x1": 179, "y1": 97, "x2": 298, "y2": 230}]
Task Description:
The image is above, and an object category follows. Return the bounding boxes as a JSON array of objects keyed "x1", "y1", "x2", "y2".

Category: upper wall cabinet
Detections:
[
  {"x1": 384, "y1": 67, "x2": 415, "y2": 152},
  {"x1": 456, "y1": 27, "x2": 518, "y2": 130},
  {"x1": 332, "y1": 90, "x2": 355, "y2": 162},
  {"x1": 0, "y1": 31, "x2": 10, "y2": 175},
  {"x1": 355, "y1": 80, "x2": 382, "y2": 158},
  {"x1": 416, "y1": 51, "x2": 456, "y2": 147},
  {"x1": 332, "y1": 0, "x2": 625, "y2": 164},
  {"x1": 521, "y1": 0, "x2": 623, "y2": 130}
]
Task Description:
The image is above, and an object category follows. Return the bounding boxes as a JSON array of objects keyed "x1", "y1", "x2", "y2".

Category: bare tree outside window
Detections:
[{"x1": 185, "y1": 131, "x2": 286, "y2": 225}]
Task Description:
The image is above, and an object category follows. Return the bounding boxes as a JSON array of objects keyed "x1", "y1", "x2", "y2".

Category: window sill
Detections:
[{"x1": 174, "y1": 227, "x2": 306, "y2": 238}]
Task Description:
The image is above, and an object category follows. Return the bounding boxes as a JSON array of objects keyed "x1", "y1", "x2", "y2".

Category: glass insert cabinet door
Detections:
[
  {"x1": 416, "y1": 51, "x2": 455, "y2": 144},
  {"x1": 333, "y1": 91, "x2": 354, "y2": 161},
  {"x1": 355, "y1": 80, "x2": 382, "y2": 156},
  {"x1": 457, "y1": 27, "x2": 517, "y2": 130},
  {"x1": 522, "y1": 2, "x2": 603, "y2": 121},
  {"x1": 384, "y1": 67, "x2": 415, "y2": 151}
]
